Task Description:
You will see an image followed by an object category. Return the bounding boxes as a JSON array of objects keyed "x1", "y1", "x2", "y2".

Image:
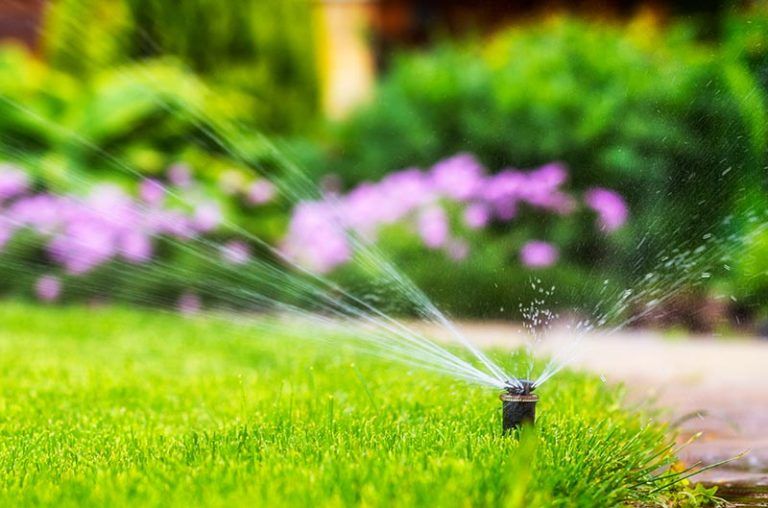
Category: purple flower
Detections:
[
  {"x1": 341, "y1": 183, "x2": 399, "y2": 234},
  {"x1": 221, "y1": 240, "x2": 250, "y2": 265},
  {"x1": 178, "y1": 291, "x2": 202, "y2": 315},
  {"x1": 282, "y1": 201, "x2": 351, "y2": 273},
  {"x1": 139, "y1": 179, "x2": 165, "y2": 205},
  {"x1": 481, "y1": 163, "x2": 575, "y2": 218},
  {"x1": 0, "y1": 164, "x2": 29, "y2": 201},
  {"x1": 88, "y1": 185, "x2": 131, "y2": 213},
  {"x1": 379, "y1": 168, "x2": 435, "y2": 212},
  {"x1": 584, "y1": 188, "x2": 628, "y2": 232},
  {"x1": 0, "y1": 220, "x2": 13, "y2": 251},
  {"x1": 463, "y1": 203, "x2": 490, "y2": 229},
  {"x1": 530, "y1": 162, "x2": 568, "y2": 187},
  {"x1": 0, "y1": 175, "x2": 243, "y2": 280},
  {"x1": 193, "y1": 202, "x2": 222, "y2": 232},
  {"x1": 446, "y1": 238, "x2": 470, "y2": 261},
  {"x1": 6, "y1": 194, "x2": 62, "y2": 233},
  {"x1": 167, "y1": 163, "x2": 192, "y2": 188},
  {"x1": 246, "y1": 180, "x2": 276, "y2": 205},
  {"x1": 520, "y1": 241, "x2": 558, "y2": 268},
  {"x1": 430, "y1": 153, "x2": 485, "y2": 201},
  {"x1": 148, "y1": 209, "x2": 196, "y2": 239},
  {"x1": 281, "y1": 154, "x2": 594, "y2": 273},
  {"x1": 35, "y1": 275, "x2": 61, "y2": 302},
  {"x1": 49, "y1": 219, "x2": 117, "y2": 274},
  {"x1": 417, "y1": 205, "x2": 449, "y2": 249},
  {"x1": 519, "y1": 163, "x2": 574, "y2": 214},
  {"x1": 305, "y1": 232, "x2": 351, "y2": 273},
  {"x1": 482, "y1": 170, "x2": 524, "y2": 220},
  {"x1": 119, "y1": 230, "x2": 153, "y2": 263}
]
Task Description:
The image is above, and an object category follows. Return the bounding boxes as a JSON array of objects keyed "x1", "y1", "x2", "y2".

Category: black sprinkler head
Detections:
[{"x1": 500, "y1": 379, "x2": 538, "y2": 433}]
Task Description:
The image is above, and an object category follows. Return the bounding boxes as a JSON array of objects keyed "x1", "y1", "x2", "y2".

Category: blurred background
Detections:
[{"x1": 1, "y1": 0, "x2": 767, "y2": 332}]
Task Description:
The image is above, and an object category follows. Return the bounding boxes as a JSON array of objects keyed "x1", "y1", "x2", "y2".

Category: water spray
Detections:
[{"x1": 500, "y1": 379, "x2": 538, "y2": 432}]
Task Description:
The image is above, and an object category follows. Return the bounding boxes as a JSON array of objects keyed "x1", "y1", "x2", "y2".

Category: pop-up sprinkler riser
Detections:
[{"x1": 500, "y1": 379, "x2": 538, "y2": 432}]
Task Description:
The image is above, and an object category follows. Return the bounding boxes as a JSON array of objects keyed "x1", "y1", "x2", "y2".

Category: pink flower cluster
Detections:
[
  {"x1": 0, "y1": 163, "x2": 276, "y2": 303},
  {"x1": 1, "y1": 182, "x2": 217, "y2": 275},
  {"x1": 283, "y1": 153, "x2": 628, "y2": 272},
  {"x1": 584, "y1": 188, "x2": 628, "y2": 232}
]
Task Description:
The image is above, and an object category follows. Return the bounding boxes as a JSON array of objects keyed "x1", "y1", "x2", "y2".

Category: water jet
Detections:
[{"x1": 501, "y1": 379, "x2": 538, "y2": 432}]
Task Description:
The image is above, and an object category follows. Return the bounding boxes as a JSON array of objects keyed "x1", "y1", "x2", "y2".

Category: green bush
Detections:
[
  {"x1": 0, "y1": 46, "x2": 297, "y2": 308},
  {"x1": 723, "y1": 2, "x2": 768, "y2": 98},
  {"x1": 721, "y1": 5, "x2": 768, "y2": 320},
  {"x1": 321, "y1": 198, "x2": 624, "y2": 320},
  {"x1": 314, "y1": 17, "x2": 764, "y2": 233},
  {"x1": 43, "y1": 0, "x2": 319, "y2": 135},
  {"x1": 304, "y1": 16, "x2": 767, "y2": 318},
  {"x1": 0, "y1": 46, "x2": 288, "y2": 239}
]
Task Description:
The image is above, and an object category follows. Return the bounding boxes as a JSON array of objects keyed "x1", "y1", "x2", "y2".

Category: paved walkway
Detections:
[{"x1": 417, "y1": 322, "x2": 768, "y2": 486}]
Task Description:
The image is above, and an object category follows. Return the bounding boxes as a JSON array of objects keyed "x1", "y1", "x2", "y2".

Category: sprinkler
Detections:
[{"x1": 500, "y1": 379, "x2": 538, "y2": 432}]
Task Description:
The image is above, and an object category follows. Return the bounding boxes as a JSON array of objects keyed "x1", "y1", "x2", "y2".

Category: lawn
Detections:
[{"x1": 0, "y1": 303, "x2": 714, "y2": 507}]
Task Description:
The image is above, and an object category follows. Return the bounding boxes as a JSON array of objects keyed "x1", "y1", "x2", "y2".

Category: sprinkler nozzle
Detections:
[{"x1": 500, "y1": 380, "x2": 538, "y2": 433}]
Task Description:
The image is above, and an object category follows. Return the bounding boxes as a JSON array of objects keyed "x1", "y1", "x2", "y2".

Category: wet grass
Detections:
[{"x1": 0, "y1": 303, "x2": 716, "y2": 507}]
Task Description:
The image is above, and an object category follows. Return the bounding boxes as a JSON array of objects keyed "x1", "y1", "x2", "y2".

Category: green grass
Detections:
[{"x1": 0, "y1": 303, "x2": 713, "y2": 507}]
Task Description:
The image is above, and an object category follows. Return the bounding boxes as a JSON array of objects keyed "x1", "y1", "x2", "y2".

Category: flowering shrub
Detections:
[
  {"x1": 283, "y1": 153, "x2": 628, "y2": 273},
  {"x1": 0, "y1": 163, "x2": 275, "y2": 305},
  {"x1": 0, "y1": 47, "x2": 286, "y2": 219},
  {"x1": 520, "y1": 241, "x2": 559, "y2": 268},
  {"x1": 0, "y1": 154, "x2": 628, "y2": 316},
  {"x1": 302, "y1": 16, "x2": 765, "y2": 294}
]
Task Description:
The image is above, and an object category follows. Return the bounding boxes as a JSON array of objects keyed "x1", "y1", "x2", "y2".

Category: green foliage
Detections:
[
  {"x1": 331, "y1": 217, "x2": 620, "y2": 320},
  {"x1": 43, "y1": 0, "x2": 133, "y2": 75},
  {"x1": 0, "y1": 45, "x2": 286, "y2": 201},
  {"x1": 0, "y1": 303, "x2": 712, "y2": 507},
  {"x1": 304, "y1": 16, "x2": 767, "y2": 317},
  {"x1": 43, "y1": 0, "x2": 319, "y2": 134},
  {"x1": 720, "y1": 5, "x2": 768, "y2": 318},
  {"x1": 0, "y1": 48, "x2": 295, "y2": 310},
  {"x1": 318, "y1": 17, "x2": 763, "y2": 233},
  {"x1": 723, "y1": 2, "x2": 768, "y2": 97},
  {"x1": 1, "y1": 47, "x2": 227, "y2": 183},
  {"x1": 729, "y1": 222, "x2": 768, "y2": 312}
]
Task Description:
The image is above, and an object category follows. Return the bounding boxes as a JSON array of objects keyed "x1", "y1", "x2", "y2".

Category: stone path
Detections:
[{"x1": 417, "y1": 322, "x2": 768, "y2": 487}]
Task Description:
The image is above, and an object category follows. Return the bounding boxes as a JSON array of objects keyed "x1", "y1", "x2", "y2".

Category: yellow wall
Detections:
[{"x1": 316, "y1": 0, "x2": 376, "y2": 119}]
